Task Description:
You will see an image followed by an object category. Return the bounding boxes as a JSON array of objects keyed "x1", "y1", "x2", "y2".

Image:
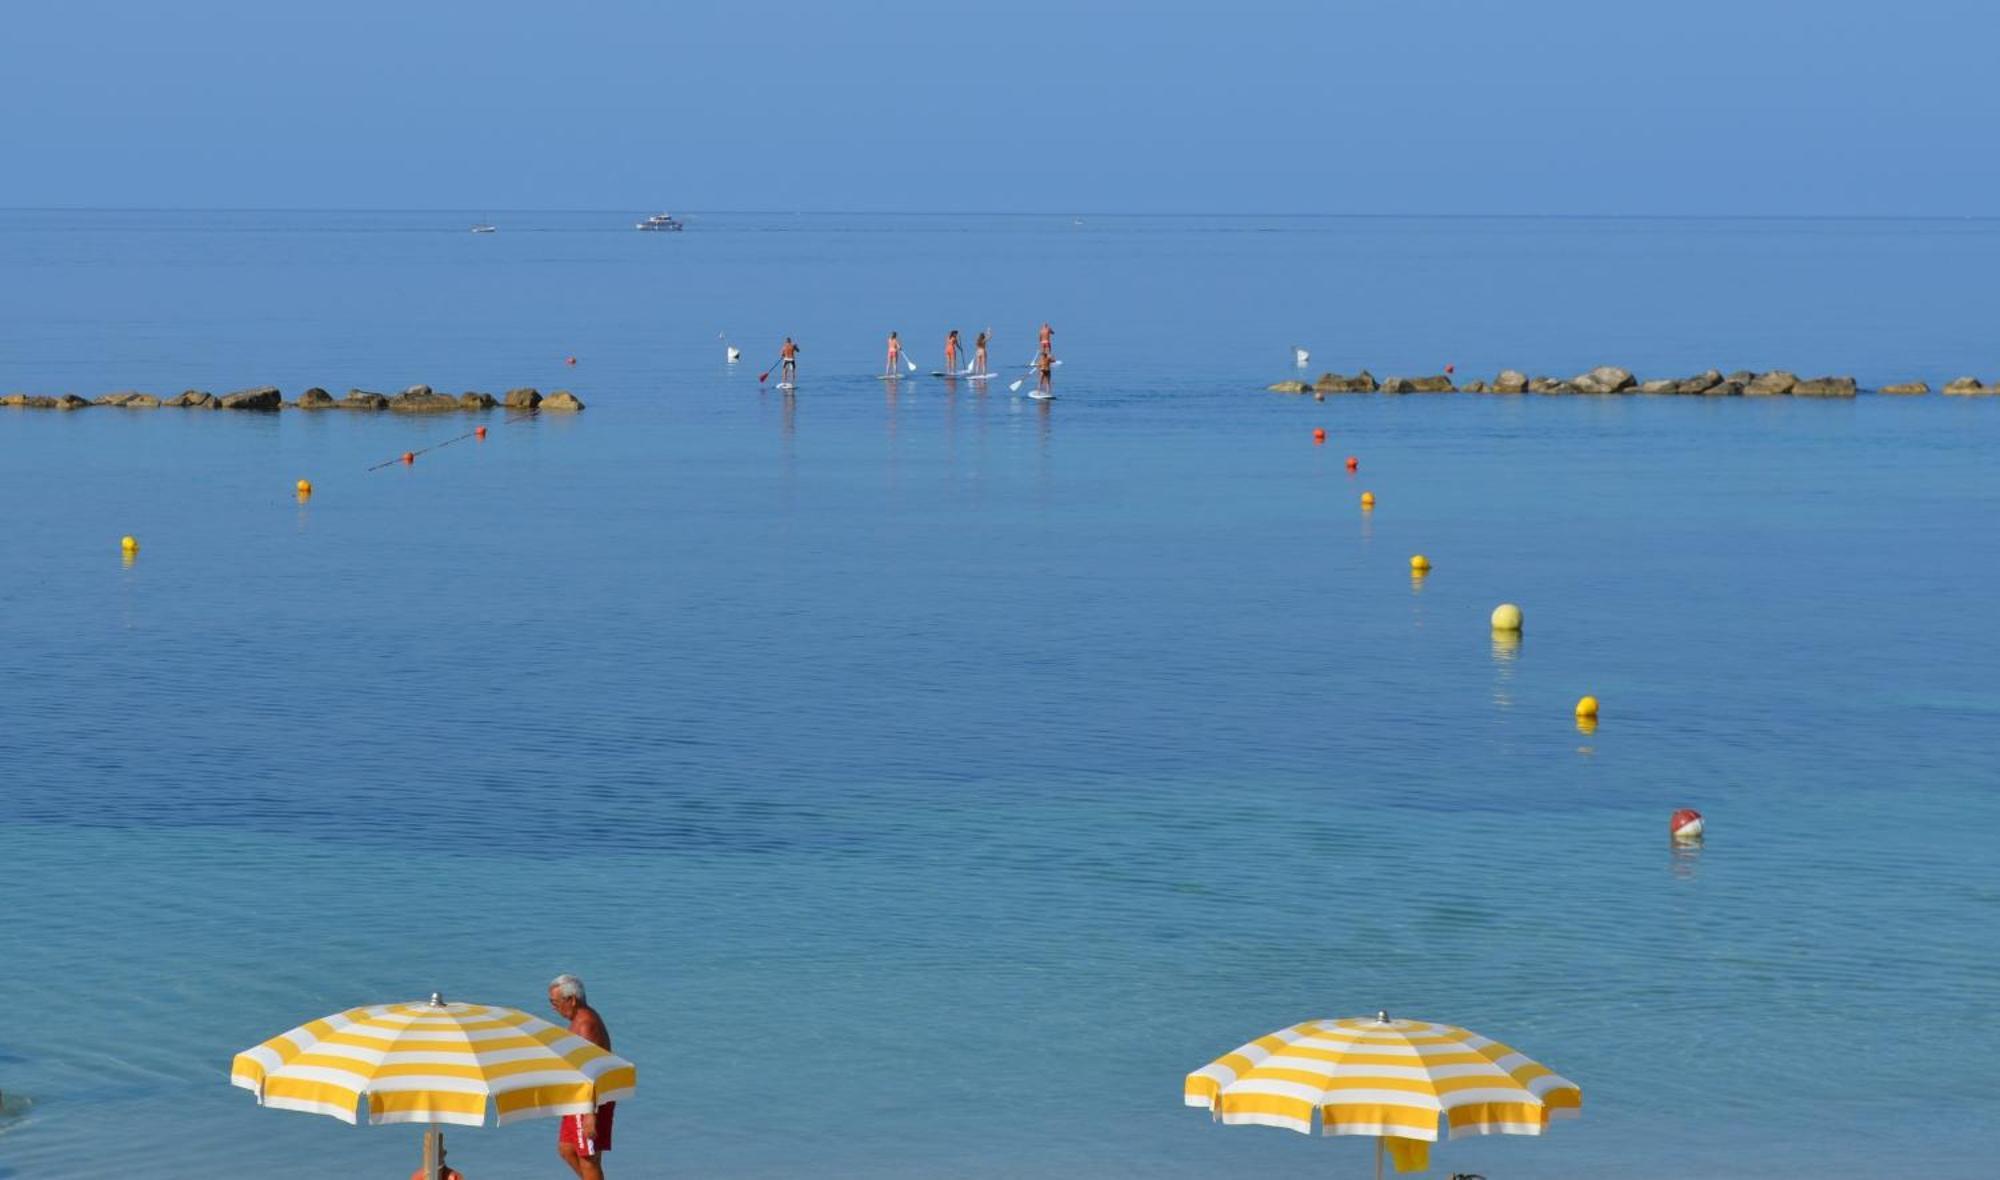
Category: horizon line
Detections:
[{"x1": 3, "y1": 206, "x2": 1998, "y2": 223}]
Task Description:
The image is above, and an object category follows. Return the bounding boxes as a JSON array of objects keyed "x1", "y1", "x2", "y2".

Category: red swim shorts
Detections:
[{"x1": 559, "y1": 1102, "x2": 615, "y2": 1156}]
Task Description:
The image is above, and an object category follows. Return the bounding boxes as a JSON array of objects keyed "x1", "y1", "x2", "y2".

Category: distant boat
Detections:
[
  {"x1": 470, "y1": 223, "x2": 496, "y2": 234},
  {"x1": 635, "y1": 212, "x2": 684, "y2": 232}
]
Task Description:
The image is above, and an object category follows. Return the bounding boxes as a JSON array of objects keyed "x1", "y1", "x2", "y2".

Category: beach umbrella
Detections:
[
  {"x1": 231, "y1": 994, "x2": 636, "y2": 1178},
  {"x1": 1184, "y1": 1011, "x2": 1579, "y2": 1178}
]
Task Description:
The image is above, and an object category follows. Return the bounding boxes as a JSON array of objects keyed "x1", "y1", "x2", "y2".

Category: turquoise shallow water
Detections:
[{"x1": 3, "y1": 212, "x2": 2000, "y2": 1178}]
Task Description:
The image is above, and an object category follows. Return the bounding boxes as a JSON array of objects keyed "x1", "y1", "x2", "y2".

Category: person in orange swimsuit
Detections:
[
  {"x1": 944, "y1": 330, "x2": 962, "y2": 373},
  {"x1": 885, "y1": 331, "x2": 902, "y2": 375}
]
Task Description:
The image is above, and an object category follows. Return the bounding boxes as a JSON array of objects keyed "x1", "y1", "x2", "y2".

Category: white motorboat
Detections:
[
  {"x1": 635, "y1": 212, "x2": 684, "y2": 232},
  {"x1": 470, "y1": 223, "x2": 496, "y2": 234}
]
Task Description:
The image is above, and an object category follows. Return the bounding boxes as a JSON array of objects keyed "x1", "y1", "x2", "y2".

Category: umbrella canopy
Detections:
[
  {"x1": 1185, "y1": 1012, "x2": 1578, "y2": 1173},
  {"x1": 231, "y1": 995, "x2": 636, "y2": 1127}
]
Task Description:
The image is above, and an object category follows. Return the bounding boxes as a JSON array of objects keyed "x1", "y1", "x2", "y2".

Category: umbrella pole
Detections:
[
  {"x1": 422, "y1": 1123, "x2": 442, "y2": 1180},
  {"x1": 1374, "y1": 1135, "x2": 1384, "y2": 1180}
]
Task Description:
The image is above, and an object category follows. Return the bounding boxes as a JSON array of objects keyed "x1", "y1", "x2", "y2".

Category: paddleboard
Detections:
[
  {"x1": 930, "y1": 370, "x2": 970, "y2": 378},
  {"x1": 1028, "y1": 391, "x2": 1056, "y2": 401},
  {"x1": 775, "y1": 382, "x2": 797, "y2": 391},
  {"x1": 877, "y1": 373, "x2": 905, "y2": 381}
]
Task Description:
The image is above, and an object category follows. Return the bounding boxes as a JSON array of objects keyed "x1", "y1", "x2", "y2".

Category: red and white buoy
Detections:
[{"x1": 1670, "y1": 808, "x2": 1705, "y2": 843}]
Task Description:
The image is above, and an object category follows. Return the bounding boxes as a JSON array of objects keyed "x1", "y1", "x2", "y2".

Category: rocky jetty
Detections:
[
  {"x1": 1266, "y1": 365, "x2": 1964, "y2": 399},
  {"x1": 4, "y1": 384, "x2": 582, "y2": 413}
]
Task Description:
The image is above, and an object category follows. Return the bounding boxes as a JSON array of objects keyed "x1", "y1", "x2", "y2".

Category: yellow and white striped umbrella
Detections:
[
  {"x1": 1185, "y1": 1012, "x2": 1578, "y2": 1175},
  {"x1": 231, "y1": 995, "x2": 636, "y2": 1127}
]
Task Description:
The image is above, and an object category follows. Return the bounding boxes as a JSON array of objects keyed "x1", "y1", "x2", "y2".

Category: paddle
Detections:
[
  {"x1": 1009, "y1": 356, "x2": 1040, "y2": 394},
  {"x1": 759, "y1": 351, "x2": 787, "y2": 383}
]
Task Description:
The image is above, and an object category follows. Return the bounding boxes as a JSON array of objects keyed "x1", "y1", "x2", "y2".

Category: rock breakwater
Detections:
[
  {"x1": 1269, "y1": 367, "x2": 1995, "y2": 397},
  {"x1": 2, "y1": 385, "x2": 584, "y2": 412}
]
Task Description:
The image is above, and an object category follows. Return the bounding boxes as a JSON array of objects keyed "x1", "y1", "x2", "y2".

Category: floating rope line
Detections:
[{"x1": 366, "y1": 408, "x2": 542, "y2": 471}]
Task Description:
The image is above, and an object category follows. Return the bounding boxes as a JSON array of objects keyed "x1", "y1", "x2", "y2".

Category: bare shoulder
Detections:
[{"x1": 573, "y1": 1005, "x2": 611, "y2": 1049}]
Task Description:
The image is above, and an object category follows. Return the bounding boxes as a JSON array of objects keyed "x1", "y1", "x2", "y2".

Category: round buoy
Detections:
[
  {"x1": 1670, "y1": 808, "x2": 1705, "y2": 842},
  {"x1": 401, "y1": 451, "x2": 415, "y2": 465},
  {"x1": 565, "y1": 356, "x2": 577, "y2": 366},
  {"x1": 475, "y1": 426, "x2": 488, "y2": 440},
  {"x1": 1445, "y1": 363, "x2": 1455, "y2": 375},
  {"x1": 1345, "y1": 456, "x2": 1358, "y2": 471},
  {"x1": 1313, "y1": 428, "x2": 1326, "y2": 444},
  {"x1": 1360, "y1": 491, "x2": 1375, "y2": 509},
  {"x1": 1574, "y1": 695, "x2": 1599, "y2": 719},
  {"x1": 296, "y1": 479, "x2": 312, "y2": 495},
  {"x1": 1490, "y1": 603, "x2": 1523, "y2": 632},
  {"x1": 1410, "y1": 554, "x2": 1431, "y2": 573},
  {"x1": 120, "y1": 535, "x2": 139, "y2": 553}
]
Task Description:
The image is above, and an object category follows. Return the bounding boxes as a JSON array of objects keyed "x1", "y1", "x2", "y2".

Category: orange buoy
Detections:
[
  {"x1": 1345, "y1": 456, "x2": 1358, "y2": 471},
  {"x1": 401, "y1": 451, "x2": 415, "y2": 465},
  {"x1": 1313, "y1": 428, "x2": 1326, "y2": 444},
  {"x1": 1670, "y1": 808, "x2": 1705, "y2": 842},
  {"x1": 475, "y1": 426, "x2": 488, "y2": 440},
  {"x1": 296, "y1": 479, "x2": 313, "y2": 495}
]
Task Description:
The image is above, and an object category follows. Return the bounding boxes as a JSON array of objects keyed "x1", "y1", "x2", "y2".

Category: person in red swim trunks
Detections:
[{"x1": 549, "y1": 974, "x2": 615, "y2": 1179}]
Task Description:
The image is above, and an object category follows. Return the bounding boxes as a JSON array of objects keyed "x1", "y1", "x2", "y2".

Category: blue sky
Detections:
[{"x1": 3, "y1": 0, "x2": 1992, "y2": 215}]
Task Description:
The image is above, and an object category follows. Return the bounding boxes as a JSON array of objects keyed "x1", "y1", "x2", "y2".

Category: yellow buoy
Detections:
[
  {"x1": 1360, "y1": 491, "x2": 1375, "y2": 509},
  {"x1": 296, "y1": 479, "x2": 313, "y2": 495},
  {"x1": 1490, "y1": 603, "x2": 1522, "y2": 632},
  {"x1": 120, "y1": 535, "x2": 139, "y2": 553},
  {"x1": 1409, "y1": 554, "x2": 1430, "y2": 573},
  {"x1": 1575, "y1": 695, "x2": 1599, "y2": 719}
]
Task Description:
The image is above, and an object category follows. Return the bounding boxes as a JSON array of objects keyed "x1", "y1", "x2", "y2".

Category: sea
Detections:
[{"x1": 2, "y1": 210, "x2": 1997, "y2": 1179}]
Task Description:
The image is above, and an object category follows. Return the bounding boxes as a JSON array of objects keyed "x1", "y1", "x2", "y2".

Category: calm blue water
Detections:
[{"x1": 3, "y1": 211, "x2": 1999, "y2": 1179}]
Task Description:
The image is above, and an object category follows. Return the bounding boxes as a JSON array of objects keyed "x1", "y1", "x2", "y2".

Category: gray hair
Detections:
[{"x1": 550, "y1": 973, "x2": 586, "y2": 1002}]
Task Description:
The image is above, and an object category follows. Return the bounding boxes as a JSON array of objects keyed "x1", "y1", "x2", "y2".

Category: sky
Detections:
[{"x1": 2, "y1": 0, "x2": 1994, "y2": 216}]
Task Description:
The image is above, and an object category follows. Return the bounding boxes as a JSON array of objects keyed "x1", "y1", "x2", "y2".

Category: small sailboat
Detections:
[{"x1": 1294, "y1": 346, "x2": 1310, "y2": 367}]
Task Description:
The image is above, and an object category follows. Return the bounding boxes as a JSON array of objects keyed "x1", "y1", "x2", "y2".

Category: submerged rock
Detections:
[
  {"x1": 1408, "y1": 375, "x2": 1455, "y2": 393},
  {"x1": 339, "y1": 392, "x2": 389, "y2": 410},
  {"x1": 1879, "y1": 381, "x2": 1929, "y2": 395},
  {"x1": 1639, "y1": 379, "x2": 1679, "y2": 395},
  {"x1": 1491, "y1": 370, "x2": 1529, "y2": 393},
  {"x1": 0, "y1": 393, "x2": 27, "y2": 406},
  {"x1": 1527, "y1": 377, "x2": 1570, "y2": 393},
  {"x1": 1267, "y1": 380, "x2": 1311, "y2": 394},
  {"x1": 504, "y1": 387, "x2": 542, "y2": 409},
  {"x1": 1942, "y1": 377, "x2": 1989, "y2": 395},
  {"x1": 1727, "y1": 370, "x2": 1757, "y2": 386},
  {"x1": 220, "y1": 385, "x2": 283, "y2": 411},
  {"x1": 459, "y1": 392, "x2": 499, "y2": 409},
  {"x1": 1744, "y1": 371, "x2": 1797, "y2": 396},
  {"x1": 541, "y1": 390, "x2": 586, "y2": 411},
  {"x1": 1704, "y1": 381, "x2": 1744, "y2": 397},
  {"x1": 166, "y1": 390, "x2": 217, "y2": 408},
  {"x1": 1461, "y1": 379, "x2": 1487, "y2": 393},
  {"x1": 1791, "y1": 376, "x2": 1857, "y2": 397},
  {"x1": 296, "y1": 388, "x2": 336, "y2": 408},
  {"x1": 93, "y1": 391, "x2": 145, "y2": 406},
  {"x1": 56, "y1": 394, "x2": 90, "y2": 410}
]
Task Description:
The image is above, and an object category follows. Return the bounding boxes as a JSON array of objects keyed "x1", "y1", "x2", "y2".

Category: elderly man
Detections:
[{"x1": 548, "y1": 974, "x2": 614, "y2": 1179}]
